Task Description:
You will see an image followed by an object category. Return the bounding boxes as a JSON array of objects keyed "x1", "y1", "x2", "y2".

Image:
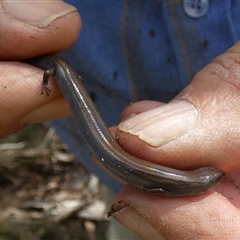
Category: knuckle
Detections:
[{"x1": 208, "y1": 51, "x2": 240, "y2": 89}]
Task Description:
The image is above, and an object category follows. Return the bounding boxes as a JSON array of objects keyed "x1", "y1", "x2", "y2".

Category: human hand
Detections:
[
  {"x1": 0, "y1": 0, "x2": 80, "y2": 137},
  {"x1": 110, "y1": 42, "x2": 240, "y2": 239}
]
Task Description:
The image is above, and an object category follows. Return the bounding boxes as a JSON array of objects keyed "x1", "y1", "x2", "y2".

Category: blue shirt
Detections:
[{"x1": 50, "y1": 0, "x2": 240, "y2": 192}]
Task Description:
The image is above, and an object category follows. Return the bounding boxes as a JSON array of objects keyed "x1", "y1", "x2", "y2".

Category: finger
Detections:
[
  {"x1": 0, "y1": 62, "x2": 70, "y2": 137},
  {"x1": 119, "y1": 100, "x2": 165, "y2": 121},
  {"x1": 111, "y1": 185, "x2": 240, "y2": 239},
  {"x1": 215, "y1": 170, "x2": 240, "y2": 208},
  {"x1": 117, "y1": 41, "x2": 240, "y2": 173},
  {"x1": 0, "y1": 0, "x2": 81, "y2": 60}
]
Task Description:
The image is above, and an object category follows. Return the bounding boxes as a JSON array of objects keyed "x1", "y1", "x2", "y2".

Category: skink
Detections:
[{"x1": 28, "y1": 55, "x2": 225, "y2": 196}]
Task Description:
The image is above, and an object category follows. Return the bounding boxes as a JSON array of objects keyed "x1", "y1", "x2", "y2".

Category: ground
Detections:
[{"x1": 0, "y1": 124, "x2": 109, "y2": 240}]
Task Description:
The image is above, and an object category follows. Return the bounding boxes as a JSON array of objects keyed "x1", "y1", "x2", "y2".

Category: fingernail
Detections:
[
  {"x1": 2, "y1": 0, "x2": 77, "y2": 27},
  {"x1": 118, "y1": 101, "x2": 198, "y2": 147},
  {"x1": 22, "y1": 98, "x2": 70, "y2": 126},
  {"x1": 113, "y1": 206, "x2": 162, "y2": 239}
]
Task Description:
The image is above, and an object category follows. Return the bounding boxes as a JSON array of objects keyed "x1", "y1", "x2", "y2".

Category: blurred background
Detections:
[{"x1": 0, "y1": 123, "x2": 109, "y2": 240}]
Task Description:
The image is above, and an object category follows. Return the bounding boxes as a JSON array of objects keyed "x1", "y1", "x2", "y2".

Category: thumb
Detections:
[
  {"x1": 0, "y1": 0, "x2": 80, "y2": 60},
  {"x1": 0, "y1": 0, "x2": 81, "y2": 137},
  {"x1": 117, "y1": 41, "x2": 240, "y2": 173}
]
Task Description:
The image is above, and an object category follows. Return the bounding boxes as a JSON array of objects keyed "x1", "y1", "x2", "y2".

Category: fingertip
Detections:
[
  {"x1": 0, "y1": 1, "x2": 81, "y2": 59},
  {"x1": 113, "y1": 185, "x2": 240, "y2": 239},
  {"x1": 0, "y1": 62, "x2": 68, "y2": 137},
  {"x1": 112, "y1": 204, "x2": 161, "y2": 239}
]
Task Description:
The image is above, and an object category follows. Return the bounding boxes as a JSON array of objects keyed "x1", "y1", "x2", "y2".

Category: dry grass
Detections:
[{"x1": 0, "y1": 124, "x2": 109, "y2": 240}]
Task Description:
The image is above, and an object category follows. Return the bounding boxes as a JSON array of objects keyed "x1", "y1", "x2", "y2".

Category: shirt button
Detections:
[{"x1": 183, "y1": 0, "x2": 209, "y2": 18}]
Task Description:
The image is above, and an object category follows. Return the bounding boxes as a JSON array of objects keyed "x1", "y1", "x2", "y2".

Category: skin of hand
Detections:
[
  {"x1": 0, "y1": 0, "x2": 78, "y2": 137},
  {"x1": 110, "y1": 43, "x2": 240, "y2": 239},
  {"x1": 1, "y1": 1, "x2": 240, "y2": 239}
]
